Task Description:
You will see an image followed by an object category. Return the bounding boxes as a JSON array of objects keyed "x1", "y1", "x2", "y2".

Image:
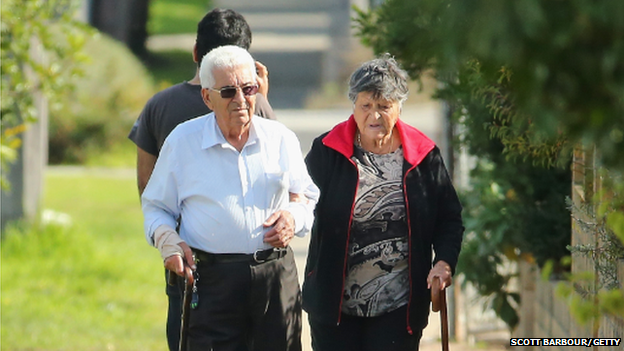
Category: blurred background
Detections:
[{"x1": 2, "y1": 0, "x2": 622, "y2": 350}]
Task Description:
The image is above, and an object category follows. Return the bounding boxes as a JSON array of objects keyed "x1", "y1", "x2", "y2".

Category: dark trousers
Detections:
[
  {"x1": 183, "y1": 247, "x2": 302, "y2": 351},
  {"x1": 308, "y1": 305, "x2": 422, "y2": 351}
]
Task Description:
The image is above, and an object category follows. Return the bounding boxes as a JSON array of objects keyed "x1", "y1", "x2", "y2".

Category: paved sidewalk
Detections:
[{"x1": 420, "y1": 340, "x2": 508, "y2": 351}]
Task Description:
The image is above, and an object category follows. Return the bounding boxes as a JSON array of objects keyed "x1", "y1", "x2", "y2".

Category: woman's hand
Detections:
[{"x1": 427, "y1": 260, "x2": 452, "y2": 290}]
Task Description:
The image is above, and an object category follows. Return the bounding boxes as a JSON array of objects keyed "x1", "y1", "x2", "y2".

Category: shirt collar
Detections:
[{"x1": 201, "y1": 113, "x2": 260, "y2": 150}]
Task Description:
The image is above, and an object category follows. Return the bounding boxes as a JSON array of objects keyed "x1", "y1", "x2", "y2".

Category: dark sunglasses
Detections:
[{"x1": 209, "y1": 84, "x2": 258, "y2": 99}]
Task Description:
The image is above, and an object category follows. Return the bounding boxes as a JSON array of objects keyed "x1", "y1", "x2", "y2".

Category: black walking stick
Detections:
[
  {"x1": 169, "y1": 267, "x2": 194, "y2": 351},
  {"x1": 431, "y1": 279, "x2": 450, "y2": 351}
]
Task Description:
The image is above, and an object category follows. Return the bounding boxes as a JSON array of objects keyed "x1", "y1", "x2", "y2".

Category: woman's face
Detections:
[{"x1": 353, "y1": 91, "x2": 401, "y2": 142}]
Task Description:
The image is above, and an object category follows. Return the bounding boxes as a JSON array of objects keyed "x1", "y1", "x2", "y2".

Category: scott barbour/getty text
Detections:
[{"x1": 510, "y1": 338, "x2": 621, "y2": 347}]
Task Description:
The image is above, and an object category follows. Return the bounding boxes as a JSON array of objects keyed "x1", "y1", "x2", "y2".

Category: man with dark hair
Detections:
[
  {"x1": 195, "y1": 9, "x2": 251, "y2": 62},
  {"x1": 128, "y1": 8, "x2": 275, "y2": 351}
]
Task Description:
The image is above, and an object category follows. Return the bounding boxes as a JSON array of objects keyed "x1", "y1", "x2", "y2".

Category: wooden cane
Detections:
[
  {"x1": 431, "y1": 279, "x2": 450, "y2": 351},
  {"x1": 178, "y1": 266, "x2": 194, "y2": 351}
]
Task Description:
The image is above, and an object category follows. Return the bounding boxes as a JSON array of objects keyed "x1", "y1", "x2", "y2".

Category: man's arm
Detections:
[
  {"x1": 137, "y1": 146, "x2": 157, "y2": 196},
  {"x1": 142, "y1": 142, "x2": 180, "y2": 243}
]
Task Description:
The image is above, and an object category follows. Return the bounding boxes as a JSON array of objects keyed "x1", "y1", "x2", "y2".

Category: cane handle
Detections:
[{"x1": 431, "y1": 278, "x2": 442, "y2": 312}]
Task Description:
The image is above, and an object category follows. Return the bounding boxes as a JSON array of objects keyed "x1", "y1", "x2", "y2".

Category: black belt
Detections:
[{"x1": 193, "y1": 248, "x2": 288, "y2": 265}]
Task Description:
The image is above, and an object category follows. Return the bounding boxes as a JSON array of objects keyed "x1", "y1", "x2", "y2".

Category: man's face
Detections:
[{"x1": 202, "y1": 64, "x2": 257, "y2": 131}]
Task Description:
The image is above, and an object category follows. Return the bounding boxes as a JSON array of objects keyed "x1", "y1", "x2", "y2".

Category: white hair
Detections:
[{"x1": 199, "y1": 45, "x2": 257, "y2": 88}]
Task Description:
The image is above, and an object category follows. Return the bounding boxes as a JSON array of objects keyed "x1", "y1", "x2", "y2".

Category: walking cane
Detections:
[
  {"x1": 169, "y1": 267, "x2": 194, "y2": 351},
  {"x1": 179, "y1": 266, "x2": 194, "y2": 351},
  {"x1": 431, "y1": 279, "x2": 450, "y2": 351}
]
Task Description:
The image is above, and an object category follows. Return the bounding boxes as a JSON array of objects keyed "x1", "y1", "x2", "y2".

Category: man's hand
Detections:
[
  {"x1": 255, "y1": 61, "x2": 269, "y2": 97},
  {"x1": 154, "y1": 225, "x2": 196, "y2": 276},
  {"x1": 263, "y1": 210, "x2": 295, "y2": 248},
  {"x1": 427, "y1": 260, "x2": 452, "y2": 290},
  {"x1": 164, "y1": 241, "x2": 196, "y2": 276}
]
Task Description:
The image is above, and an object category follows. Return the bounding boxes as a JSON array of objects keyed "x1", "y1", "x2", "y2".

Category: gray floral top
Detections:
[{"x1": 342, "y1": 145, "x2": 410, "y2": 317}]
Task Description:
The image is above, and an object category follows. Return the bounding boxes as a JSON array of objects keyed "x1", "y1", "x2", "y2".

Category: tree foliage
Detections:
[
  {"x1": 1, "y1": 0, "x2": 90, "y2": 188},
  {"x1": 354, "y1": 0, "x2": 624, "y2": 170},
  {"x1": 435, "y1": 61, "x2": 571, "y2": 329}
]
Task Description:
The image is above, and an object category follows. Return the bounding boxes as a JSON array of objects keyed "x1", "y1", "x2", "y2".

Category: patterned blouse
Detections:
[{"x1": 342, "y1": 144, "x2": 410, "y2": 317}]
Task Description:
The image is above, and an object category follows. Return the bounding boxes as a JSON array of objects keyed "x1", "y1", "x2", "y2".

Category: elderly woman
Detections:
[{"x1": 302, "y1": 55, "x2": 464, "y2": 351}]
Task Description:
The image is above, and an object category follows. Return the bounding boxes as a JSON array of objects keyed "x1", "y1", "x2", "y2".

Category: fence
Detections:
[{"x1": 514, "y1": 146, "x2": 624, "y2": 351}]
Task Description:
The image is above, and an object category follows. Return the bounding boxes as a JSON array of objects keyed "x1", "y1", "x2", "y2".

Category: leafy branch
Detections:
[{"x1": 1, "y1": 0, "x2": 91, "y2": 189}]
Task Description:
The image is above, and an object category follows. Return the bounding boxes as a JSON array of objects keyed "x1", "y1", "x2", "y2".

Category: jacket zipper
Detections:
[
  {"x1": 337, "y1": 158, "x2": 359, "y2": 325},
  {"x1": 403, "y1": 164, "x2": 417, "y2": 335}
]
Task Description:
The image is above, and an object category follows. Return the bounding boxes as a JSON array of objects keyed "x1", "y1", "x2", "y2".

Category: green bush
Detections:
[
  {"x1": 48, "y1": 33, "x2": 154, "y2": 164},
  {"x1": 437, "y1": 64, "x2": 571, "y2": 330}
]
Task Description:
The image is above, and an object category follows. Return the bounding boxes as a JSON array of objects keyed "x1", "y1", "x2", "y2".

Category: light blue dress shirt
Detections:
[{"x1": 142, "y1": 112, "x2": 319, "y2": 254}]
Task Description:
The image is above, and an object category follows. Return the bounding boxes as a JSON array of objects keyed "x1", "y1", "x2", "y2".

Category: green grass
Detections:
[
  {"x1": 148, "y1": 0, "x2": 211, "y2": 35},
  {"x1": 84, "y1": 140, "x2": 137, "y2": 168},
  {"x1": 1, "y1": 171, "x2": 168, "y2": 350}
]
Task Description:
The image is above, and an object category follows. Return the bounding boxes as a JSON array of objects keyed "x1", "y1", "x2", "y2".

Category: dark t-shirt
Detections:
[{"x1": 128, "y1": 82, "x2": 276, "y2": 156}]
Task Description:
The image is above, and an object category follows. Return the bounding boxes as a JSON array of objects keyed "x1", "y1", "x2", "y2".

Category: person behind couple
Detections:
[
  {"x1": 141, "y1": 45, "x2": 319, "y2": 351},
  {"x1": 303, "y1": 54, "x2": 464, "y2": 351}
]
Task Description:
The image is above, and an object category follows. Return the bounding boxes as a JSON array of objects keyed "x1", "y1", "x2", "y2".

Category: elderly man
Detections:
[
  {"x1": 129, "y1": 9, "x2": 277, "y2": 350},
  {"x1": 141, "y1": 45, "x2": 319, "y2": 351}
]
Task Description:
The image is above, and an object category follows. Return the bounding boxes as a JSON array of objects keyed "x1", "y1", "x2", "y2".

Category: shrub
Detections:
[
  {"x1": 438, "y1": 64, "x2": 571, "y2": 330},
  {"x1": 48, "y1": 33, "x2": 154, "y2": 164}
]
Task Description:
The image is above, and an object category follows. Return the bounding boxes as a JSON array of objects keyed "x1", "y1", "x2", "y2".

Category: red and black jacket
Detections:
[{"x1": 302, "y1": 115, "x2": 464, "y2": 333}]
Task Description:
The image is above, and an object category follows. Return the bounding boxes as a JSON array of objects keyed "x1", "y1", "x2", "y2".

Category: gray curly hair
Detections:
[{"x1": 347, "y1": 54, "x2": 409, "y2": 106}]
